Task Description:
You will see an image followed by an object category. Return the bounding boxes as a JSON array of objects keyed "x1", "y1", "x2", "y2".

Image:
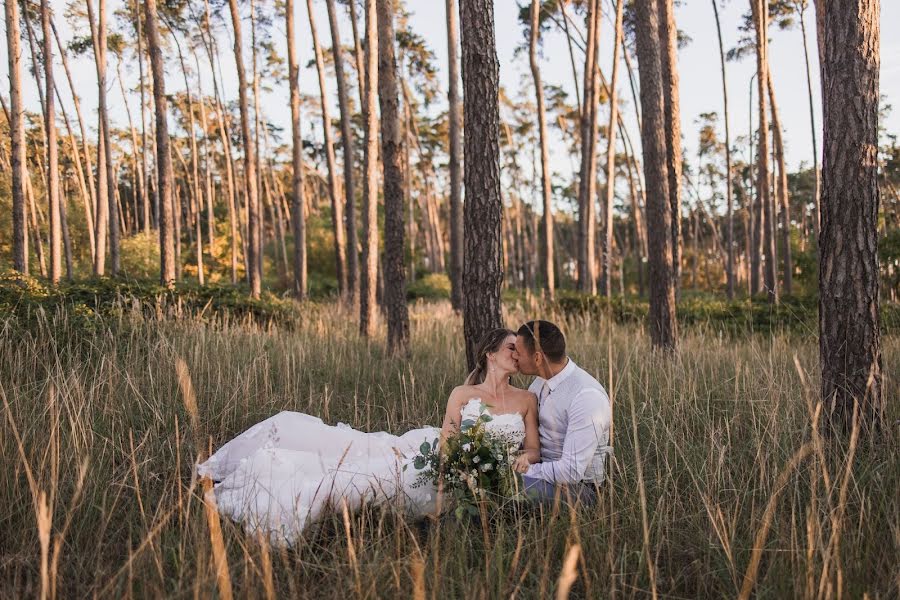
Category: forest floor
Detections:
[{"x1": 1, "y1": 296, "x2": 897, "y2": 598}]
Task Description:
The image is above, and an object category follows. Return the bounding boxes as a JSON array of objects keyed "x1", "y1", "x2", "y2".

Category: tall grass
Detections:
[{"x1": 1, "y1": 300, "x2": 897, "y2": 598}]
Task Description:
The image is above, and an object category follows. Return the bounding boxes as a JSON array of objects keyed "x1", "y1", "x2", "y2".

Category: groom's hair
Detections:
[{"x1": 517, "y1": 321, "x2": 566, "y2": 363}]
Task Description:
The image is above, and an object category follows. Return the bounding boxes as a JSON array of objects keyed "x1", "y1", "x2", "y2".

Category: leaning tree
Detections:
[{"x1": 459, "y1": 0, "x2": 503, "y2": 370}]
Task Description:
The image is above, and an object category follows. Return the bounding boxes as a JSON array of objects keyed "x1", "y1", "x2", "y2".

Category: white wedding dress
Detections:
[{"x1": 197, "y1": 399, "x2": 526, "y2": 545}]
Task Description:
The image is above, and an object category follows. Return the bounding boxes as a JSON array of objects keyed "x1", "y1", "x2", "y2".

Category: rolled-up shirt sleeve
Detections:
[{"x1": 526, "y1": 388, "x2": 610, "y2": 484}]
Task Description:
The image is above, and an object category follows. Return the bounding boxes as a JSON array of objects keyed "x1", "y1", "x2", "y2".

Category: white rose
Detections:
[{"x1": 473, "y1": 456, "x2": 480, "y2": 464}]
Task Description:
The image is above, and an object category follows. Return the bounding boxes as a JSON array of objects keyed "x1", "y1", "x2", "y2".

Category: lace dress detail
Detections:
[{"x1": 197, "y1": 399, "x2": 525, "y2": 546}]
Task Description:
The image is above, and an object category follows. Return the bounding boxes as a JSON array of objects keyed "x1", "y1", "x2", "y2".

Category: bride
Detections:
[{"x1": 197, "y1": 328, "x2": 540, "y2": 545}]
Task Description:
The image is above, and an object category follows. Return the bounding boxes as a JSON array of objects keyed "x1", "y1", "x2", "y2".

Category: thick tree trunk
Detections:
[
  {"x1": 767, "y1": 73, "x2": 793, "y2": 295},
  {"x1": 360, "y1": 0, "x2": 379, "y2": 337},
  {"x1": 228, "y1": 0, "x2": 262, "y2": 297},
  {"x1": 7, "y1": 0, "x2": 28, "y2": 273},
  {"x1": 576, "y1": 0, "x2": 599, "y2": 294},
  {"x1": 635, "y1": 0, "x2": 677, "y2": 351},
  {"x1": 459, "y1": 0, "x2": 504, "y2": 370},
  {"x1": 712, "y1": 0, "x2": 735, "y2": 299},
  {"x1": 144, "y1": 0, "x2": 175, "y2": 286},
  {"x1": 286, "y1": 0, "x2": 307, "y2": 299},
  {"x1": 41, "y1": 0, "x2": 61, "y2": 283},
  {"x1": 97, "y1": 0, "x2": 119, "y2": 274},
  {"x1": 601, "y1": 0, "x2": 624, "y2": 297},
  {"x1": 752, "y1": 0, "x2": 777, "y2": 303},
  {"x1": 529, "y1": 0, "x2": 555, "y2": 300},
  {"x1": 377, "y1": 0, "x2": 410, "y2": 354},
  {"x1": 658, "y1": 0, "x2": 683, "y2": 296},
  {"x1": 307, "y1": 0, "x2": 348, "y2": 297},
  {"x1": 325, "y1": 0, "x2": 359, "y2": 301},
  {"x1": 816, "y1": 0, "x2": 882, "y2": 433},
  {"x1": 446, "y1": 0, "x2": 464, "y2": 311}
]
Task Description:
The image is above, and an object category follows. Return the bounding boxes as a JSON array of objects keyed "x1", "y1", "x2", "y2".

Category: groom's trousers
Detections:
[{"x1": 522, "y1": 475, "x2": 599, "y2": 507}]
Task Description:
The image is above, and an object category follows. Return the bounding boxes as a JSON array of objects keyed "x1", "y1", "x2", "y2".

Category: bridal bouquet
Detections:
[{"x1": 407, "y1": 406, "x2": 522, "y2": 518}]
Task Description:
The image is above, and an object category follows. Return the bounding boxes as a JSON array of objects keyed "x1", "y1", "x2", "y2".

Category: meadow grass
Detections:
[{"x1": 0, "y1": 299, "x2": 897, "y2": 599}]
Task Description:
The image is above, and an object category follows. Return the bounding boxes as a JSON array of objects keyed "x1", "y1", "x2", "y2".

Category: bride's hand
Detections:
[{"x1": 512, "y1": 454, "x2": 531, "y2": 474}]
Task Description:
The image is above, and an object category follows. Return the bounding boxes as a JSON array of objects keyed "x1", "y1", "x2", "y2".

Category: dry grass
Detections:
[{"x1": 0, "y1": 299, "x2": 897, "y2": 599}]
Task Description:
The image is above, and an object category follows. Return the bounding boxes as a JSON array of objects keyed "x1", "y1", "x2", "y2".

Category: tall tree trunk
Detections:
[
  {"x1": 132, "y1": 0, "x2": 151, "y2": 233},
  {"x1": 325, "y1": 0, "x2": 359, "y2": 301},
  {"x1": 377, "y1": 0, "x2": 410, "y2": 354},
  {"x1": 360, "y1": 0, "x2": 379, "y2": 337},
  {"x1": 601, "y1": 0, "x2": 625, "y2": 297},
  {"x1": 7, "y1": 0, "x2": 28, "y2": 273},
  {"x1": 286, "y1": 0, "x2": 307, "y2": 298},
  {"x1": 145, "y1": 0, "x2": 175, "y2": 286},
  {"x1": 712, "y1": 0, "x2": 735, "y2": 299},
  {"x1": 658, "y1": 0, "x2": 683, "y2": 296},
  {"x1": 86, "y1": 0, "x2": 109, "y2": 276},
  {"x1": 576, "y1": 0, "x2": 599, "y2": 294},
  {"x1": 816, "y1": 0, "x2": 882, "y2": 433},
  {"x1": 446, "y1": 0, "x2": 464, "y2": 311},
  {"x1": 41, "y1": 0, "x2": 61, "y2": 283},
  {"x1": 797, "y1": 1, "x2": 820, "y2": 241},
  {"x1": 767, "y1": 73, "x2": 792, "y2": 295},
  {"x1": 529, "y1": 0, "x2": 555, "y2": 300},
  {"x1": 98, "y1": 0, "x2": 119, "y2": 274},
  {"x1": 752, "y1": 0, "x2": 777, "y2": 303},
  {"x1": 635, "y1": 0, "x2": 677, "y2": 351},
  {"x1": 459, "y1": 0, "x2": 503, "y2": 370},
  {"x1": 56, "y1": 88, "x2": 96, "y2": 264},
  {"x1": 307, "y1": 0, "x2": 348, "y2": 297},
  {"x1": 228, "y1": 0, "x2": 262, "y2": 297}
]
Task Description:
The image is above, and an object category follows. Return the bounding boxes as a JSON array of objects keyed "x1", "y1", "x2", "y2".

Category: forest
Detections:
[{"x1": 1, "y1": 0, "x2": 897, "y2": 598}]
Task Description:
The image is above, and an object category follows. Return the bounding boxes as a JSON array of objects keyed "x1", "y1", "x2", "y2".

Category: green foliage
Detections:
[{"x1": 407, "y1": 272, "x2": 451, "y2": 300}]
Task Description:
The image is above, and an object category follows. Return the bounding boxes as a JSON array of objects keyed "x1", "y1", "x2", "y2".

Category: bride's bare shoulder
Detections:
[{"x1": 447, "y1": 384, "x2": 478, "y2": 406}]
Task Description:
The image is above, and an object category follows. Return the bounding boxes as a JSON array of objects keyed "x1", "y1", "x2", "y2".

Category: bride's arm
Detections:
[
  {"x1": 521, "y1": 393, "x2": 541, "y2": 464},
  {"x1": 439, "y1": 388, "x2": 465, "y2": 448}
]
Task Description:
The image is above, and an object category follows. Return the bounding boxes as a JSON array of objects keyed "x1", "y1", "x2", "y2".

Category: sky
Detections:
[{"x1": 3, "y1": 0, "x2": 899, "y2": 209}]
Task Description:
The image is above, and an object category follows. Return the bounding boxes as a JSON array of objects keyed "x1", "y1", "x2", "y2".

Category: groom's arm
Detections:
[{"x1": 525, "y1": 389, "x2": 610, "y2": 484}]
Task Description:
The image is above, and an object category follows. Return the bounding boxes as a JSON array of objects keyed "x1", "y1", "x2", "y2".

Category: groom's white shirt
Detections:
[{"x1": 524, "y1": 358, "x2": 612, "y2": 485}]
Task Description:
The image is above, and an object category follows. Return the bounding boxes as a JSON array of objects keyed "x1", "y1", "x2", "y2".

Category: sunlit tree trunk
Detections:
[
  {"x1": 529, "y1": 0, "x2": 555, "y2": 300},
  {"x1": 752, "y1": 0, "x2": 777, "y2": 303},
  {"x1": 41, "y1": 0, "x2": 61, "y2": 283},
  {"x1": 228, "y1": 0, "x2": 262, "y2": 297},
  {"x1": 816, "y1": 0, "x2": 882, "y2": 433},
  {"x1": 459, "y1": 0, "x2": 503, "y2": 370},
  {"x1": 601, "y1": 0, "x2": 624, "y2": 297},
  {"x1": 635, "y1": 0, "x2": 677, "y2": 351},
  {"x1": 360, "y1": 0, "x2": 379, "y2": 337},
  {"x1": 325, "y1": 0, "x2": 358, "y2": 301},
  {"x1": 286, "y1": 0, "x2": 307, "y2": 298},
  {"x1": 307, "y1": 0, "x2": 348, "y2": 296},
  {"x1": 86, "y1": 0, "x2": 109, "y2": 276},
  {"x1": 712, "y1": 0, "x2": 735, "y2": 299},
  {"x1": 576, "y1": 0, "x2": 599, "y2": 294},
  {"x1": 658, "y1": 0, "x2": 683, "y2": 296},
  {"x1": 6, "y1": 0, "x2": 28, "y2": 273},
  {"x1": 446, "y1": 0, "x2": 464, "y2": 311}
]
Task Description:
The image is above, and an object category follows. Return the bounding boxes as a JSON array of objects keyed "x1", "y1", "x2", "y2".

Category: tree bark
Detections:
[
  {"x1": 286, "y1": 0, "x2": 307, "y2": 299},
  {"x1": 601, "y1": 0, "x2": 625, "y2": 297},
  {"x1": 359, "y1": 0, "x2": 379, "y2": 337},
  {"x1": 767, "y1": 72, "x2": 792, "y2": 295},
  {"x1": 712, "y1": 0, "x2": 735, "y2": 299},
  {"x1": 459, "y1": 0, "x2": 504, "y2": 370},
  {"x1": 377, "y1": 0, "x2": 410, "y2": 354},
  {"x1": 635, "y1": 0, "x2": 677, "y2": 351},
  {"x1": 325, "y1": 0, "x2": 358, "y2": 301},
  {"x1": 446, "y1": 0, "x2": 464, "y2": 311},
  {"x1": 307, "y1": 0, "x2": 348, "y2": 297},
  {"x1": 7, "y1": 0, "x2": 28, "y2": 273},
  {"x1": 85, "y1": 0, "x2": 109, "y2": 276},
  {"x1": 96, "y1": 0, "x2": 119, "y2": 274},
  {"x1": 40, "y1": 0, "x2": 61, "y2": 283},
  {"x1": 816, "y1": 0, "x2": 882, "y2": 432},
  {"x1": 658, "y1": 0, "x2": 683, "y2": 296},
  {"x1": 752, "y1": 0, "x2": 777, "y2": 303},
  {"x1": 576, "y1": 0, "x2": 599, "y2": 294},
  {"x1": 228, "y1": 0, "x2": 262, "y2": 297},
  {"x1": 529, "y1": 0, "x2": 555, "y2": 300},
  {"x1": 145, "y1": 0, "x2": 175, "y2": 286}
]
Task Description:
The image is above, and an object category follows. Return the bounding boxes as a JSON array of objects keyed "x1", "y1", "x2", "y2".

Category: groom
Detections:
[{"x1": 513, "y1": 320, "x2": 612, "y2": 505}]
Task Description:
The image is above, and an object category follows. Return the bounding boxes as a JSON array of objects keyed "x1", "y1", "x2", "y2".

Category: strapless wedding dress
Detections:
[{"x1": 197, "y1": 399, "x2": 525, "y2": 545}]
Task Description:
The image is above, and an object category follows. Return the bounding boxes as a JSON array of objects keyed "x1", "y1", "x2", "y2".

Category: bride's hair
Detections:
[{"x1": 464, "y1": 328, "x2": 516, "y2": 386}]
